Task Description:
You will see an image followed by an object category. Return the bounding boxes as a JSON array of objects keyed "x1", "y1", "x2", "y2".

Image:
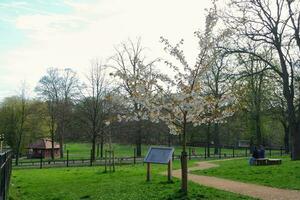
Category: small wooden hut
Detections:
[{"x1": 27, "y1": 138, "x2": 60, "y2": 158}]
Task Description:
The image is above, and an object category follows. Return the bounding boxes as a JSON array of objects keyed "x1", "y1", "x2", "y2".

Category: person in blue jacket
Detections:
[
  {"x1": 249, "y1": 146, "x2": 259, "y2": 165},
  {"x1": 258, "y1": 145, "x2": 265, "y2": 158}
]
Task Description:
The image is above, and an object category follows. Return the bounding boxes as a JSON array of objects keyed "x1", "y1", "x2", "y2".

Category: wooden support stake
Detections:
[
  {"x1": 67, "y1": 150, "x2": 69, "y2": 167},
  {"x1": 112, "y1": 150, "x2": 115, "y2": 172},
  {"x1": 146, "y1": 162, "x2": 151, "y2": 181},
  {"x1": 233, "y1": 147, "x2": 235, "y2": 158},
  {"x1": 90, "y1": 149, "x2": 93, "y2": 166},
  {"x1": 133, "y1": 148, "x2": 136, "y2": 165},
  {"x1": 104, "y1": 150, "x2": 107, "y2": 173},
  {"x1": 109, "y1": 150, "x2": 112, "y2": 172},
  {"x1": 168, "y1": 160, "x2": 172, "y2": 182}
]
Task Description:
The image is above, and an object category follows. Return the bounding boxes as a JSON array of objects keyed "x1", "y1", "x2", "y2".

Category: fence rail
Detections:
[
  {"x1": 0, "y1": 150, "x2": 12, "y2": 200},
  {"x1": 13, "y1": 146, "x2": 289, "y2": 169}
]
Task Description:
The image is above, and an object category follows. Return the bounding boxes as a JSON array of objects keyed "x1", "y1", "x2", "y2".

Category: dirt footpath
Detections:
[{"x1": 171, "y1": 160, "x2": 300, "y2": 200}]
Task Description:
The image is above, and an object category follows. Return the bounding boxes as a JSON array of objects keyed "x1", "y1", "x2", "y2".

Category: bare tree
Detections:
[
  {"x1": 110, "y1": 38, "x2": 159, "y2": 157},
  {"x1": 36, "y1": 68, "x2": 80, "y2": 158},
  {"x1": 202, "y1": 52, "x2": 232, "y2": 154},
  {"x1": 15, "y1": 82, "x2": 28, "y2": 166},
  {"x1": 80, "y1": 60, "x2": 108, "y2": 161},
  {"x1": 57, "y1": 68, "x2": 80, "y2": 158},
  {"x1": 235, "y1": 50, "x2": 273, "y2": 146}
]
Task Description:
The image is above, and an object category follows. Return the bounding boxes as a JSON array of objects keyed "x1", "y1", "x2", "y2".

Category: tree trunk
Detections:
[
  {"x1": 181, "y1": 114, "x2": 188, "y2": 194},
  {"x1": 51, "y1": 131, "x2": 55, "y2": 160},
  {"x1": 136, "y1": 141, "x2": 142, "y2": 157},
  {"x1": 100, "y1": 135, "x2": 104, "y2": 158},
  {"x1": 255, "y1": 112, "x2": 262, "y2": 146},
  {"x1": 91, "y1": 132, "x2": 96, "y2": 161},
  {"x1": 136, "y1": 122, "x2": 142, "y2": 157},
  {"x1": 213, "y1": 123, "x2": 220, "y2": 154},
  {"x1": 97, "y1": 143, "x2": 100, "y2": 157},
  {"x1": 15, "y1": 142, "x2": 21, "y2": 166},
  {"x1": 15, "y1": 128, "x2": 23, "y2": 166},
  {"x1": 50, "y1": 103, "x2": 55, "y2": 160},
  {"x1": 59, "y1": 129, "x2": 64, "y2": 158},
  {"x1": 290, "y1": 122, "x2": 300, "y2": 160},
  {"x1": 206, "y1": 123, "x2": 211, "y2": 157},
  {"x1": 168, "y1": 134, "x2": 171, "y2": 147},
  {"x1": 276, "y1": 45, "x2": 300, "y2": 160},
  {"x1": 283, "y1": 125, "x2": 290, "y2": 153}
]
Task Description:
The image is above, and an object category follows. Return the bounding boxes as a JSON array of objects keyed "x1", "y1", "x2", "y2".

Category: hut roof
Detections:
[{"x1": 28, "y1": 138, "x2": 60, "y2": 149}]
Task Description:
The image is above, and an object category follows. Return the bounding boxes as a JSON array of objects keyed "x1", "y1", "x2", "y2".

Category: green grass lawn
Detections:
[
  {"x1": 63, "y1": 143, "x2": 250, "y2": 159},
  {"x1": 18, "y1": 142, "x2": 282, "y2": 163},
  {"x1": 192, "y1": 157, "x2": 300, "y2": 190},
  {"x1": 10, "y1": 161, "x2": 255, "y2": 200}
]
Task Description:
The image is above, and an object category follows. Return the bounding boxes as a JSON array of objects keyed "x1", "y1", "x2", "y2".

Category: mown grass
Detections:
[
  {"x1": 18, "y1": 143, "x2": 283, "y2": 165},
  {"x1": 192, "y1": 157, "x2": 300, "y2": 190},
  {"x1": 10, "y1": 160, "x2": 255, "y2": 200},
  {"x1": 63, "y1": 143, "x2": 250, "y2": 159}
]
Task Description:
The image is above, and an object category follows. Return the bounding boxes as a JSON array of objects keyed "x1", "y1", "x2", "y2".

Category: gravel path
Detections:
[{"x1": 171, "y1": 160, "x2": 300, "y2": 200}]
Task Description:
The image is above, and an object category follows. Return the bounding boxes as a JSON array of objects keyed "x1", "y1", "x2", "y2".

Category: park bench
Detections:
[
  {"x1": 267, "y1": 159, "x2": 282, "y2": 165},
  {"x1": 255, "y1": 158, "x2": 281, "y2": 166},
  {"x1": 255, "y1": 158, "x2": 268, "y2": 166}
]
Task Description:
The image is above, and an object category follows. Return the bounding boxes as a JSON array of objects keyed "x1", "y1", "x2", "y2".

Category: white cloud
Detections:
[{"x1": 0, "y1": 0, "x2": 213, "y2": 100}]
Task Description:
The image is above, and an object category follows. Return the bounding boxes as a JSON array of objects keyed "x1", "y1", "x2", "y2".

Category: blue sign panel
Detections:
[{"x1": 144, "y1": 146, "x2": 174, "y2": 164}]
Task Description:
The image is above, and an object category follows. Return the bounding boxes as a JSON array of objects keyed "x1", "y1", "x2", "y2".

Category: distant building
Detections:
[{"x1": 27, "y1": 138, "x2": 60, "y2": 158}]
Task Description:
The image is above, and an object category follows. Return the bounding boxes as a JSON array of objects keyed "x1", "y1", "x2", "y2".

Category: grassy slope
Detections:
[
  {"x1": 192, "y1": 158, "x2": 300, "y2": 190},
  {"x1": 10, "y1": 161, "x2": 255, "y2": 200}
]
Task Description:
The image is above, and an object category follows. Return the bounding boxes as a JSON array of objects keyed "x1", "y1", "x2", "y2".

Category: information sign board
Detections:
[{"x1": 144, "y1": 147, "x2": 174, "y2": 164}]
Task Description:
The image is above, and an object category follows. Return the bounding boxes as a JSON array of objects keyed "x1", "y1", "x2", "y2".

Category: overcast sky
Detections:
[{"x1": 0, "y1": 0, "x2": 213, "y2": 100}]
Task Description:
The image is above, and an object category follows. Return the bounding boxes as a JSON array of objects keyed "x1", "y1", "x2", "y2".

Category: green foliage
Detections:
[
  {"x1": 0, "y1": 97, "x2": 50, "y2": 153},
  {"x1": 192, "y1": 158, "x2": 300, "y2": 190},
  {"x1": 10, "y1": 161, "x2": 255, "y2": 200}
]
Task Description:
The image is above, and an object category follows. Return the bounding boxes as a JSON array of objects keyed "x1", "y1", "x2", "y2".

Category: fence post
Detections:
[
  {"x1": 67, "y1": 150, "x2": 69, "y2": 167},
  {"x1": 269, "y1": 148, "x2": 272, "y2": 157},
  {"x1": 219, "y1": 147, "x2": 221, "y2": 159},
  {"x1": 2, "y1": 152, "x2": 7, "y2": 199},
  {"x1": 90, "y1": 149, "x2": 93, "y2": 166},
  {"x1": 204, "y1": 146, "x2": 207, "y2": 159},
  {"x1": 233, "y1": 147, "x2": 235, "y2": 158}
]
